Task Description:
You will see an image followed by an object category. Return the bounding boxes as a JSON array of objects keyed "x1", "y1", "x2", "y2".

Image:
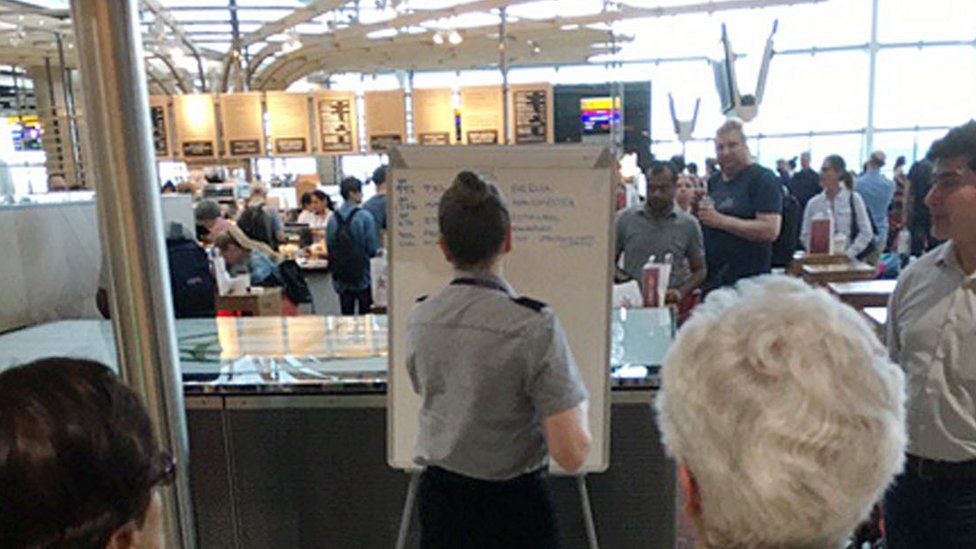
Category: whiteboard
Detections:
[{"x1": 387, "y1": 145, "x2": 614, "y2": 473}]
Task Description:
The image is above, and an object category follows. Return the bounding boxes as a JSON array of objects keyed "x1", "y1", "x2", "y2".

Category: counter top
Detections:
[{"x1": 0, "y1": 313, "x2": 665, "y2": 395}]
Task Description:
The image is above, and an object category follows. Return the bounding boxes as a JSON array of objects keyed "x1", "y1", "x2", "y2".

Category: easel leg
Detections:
[
  {"x1": 577, "y1": 475, "x2": 600, "y2": 549},
  {"x1": 395, "y1": 472, "x2": 420, "y2": 549}
]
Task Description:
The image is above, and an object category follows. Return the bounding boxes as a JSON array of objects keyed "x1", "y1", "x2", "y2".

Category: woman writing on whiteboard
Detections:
[{"x1": 407, "y1": 171, "x2": 591, "y2": 548}]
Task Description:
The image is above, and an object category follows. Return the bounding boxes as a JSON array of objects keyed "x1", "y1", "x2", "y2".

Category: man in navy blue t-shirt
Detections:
[{"x1": 698, "y1": 119, "x2": 783, "y2": 289}]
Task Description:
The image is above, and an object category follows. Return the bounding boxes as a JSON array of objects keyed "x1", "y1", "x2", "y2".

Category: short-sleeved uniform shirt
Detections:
[
  {"x1": 615, "y1": 205, "x2": 704, "y2": 289},
  {"x1": 407, "y1": 271, "x2": 589, "y2": 481},
  {"x1": 704, "y1": 164, "x2": 783, "y2": 289}
]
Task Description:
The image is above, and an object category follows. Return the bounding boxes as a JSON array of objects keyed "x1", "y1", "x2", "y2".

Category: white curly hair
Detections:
[{"x1": 656, "y1": 275, "x2": 906, "y2": 548}]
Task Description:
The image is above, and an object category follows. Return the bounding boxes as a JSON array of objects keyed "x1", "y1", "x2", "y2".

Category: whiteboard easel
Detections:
[{"x1": 386, "y1": 145, "x2": 614, "y2": 473}]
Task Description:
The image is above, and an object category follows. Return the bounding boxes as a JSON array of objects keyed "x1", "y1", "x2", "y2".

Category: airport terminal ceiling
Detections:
[{"x1": 0, "y1": 0, "x2": 972, "y2": 169}]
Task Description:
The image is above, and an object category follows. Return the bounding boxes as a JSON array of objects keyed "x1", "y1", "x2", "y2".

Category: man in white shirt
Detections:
[{"x1": 885, "y1": 121, "x2": 976, "y2": 548}]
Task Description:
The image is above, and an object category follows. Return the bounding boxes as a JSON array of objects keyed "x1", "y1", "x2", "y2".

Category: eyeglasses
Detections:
[
  {"x1": 150, "y1": 452, "x2": 177, "y2": 488},
  {"x1": 932, "y1": 167, "x2": 974, "y2": 191}
]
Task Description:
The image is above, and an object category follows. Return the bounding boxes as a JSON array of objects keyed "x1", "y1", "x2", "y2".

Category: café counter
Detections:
[{"x1": 0, "y1": 315, "x2": 675, "y2": 549}]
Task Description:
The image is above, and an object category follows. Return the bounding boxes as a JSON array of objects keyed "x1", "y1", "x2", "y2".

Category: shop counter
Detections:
[{"x1": 0, "y1": 314, "x2": 674, "y2": 549}]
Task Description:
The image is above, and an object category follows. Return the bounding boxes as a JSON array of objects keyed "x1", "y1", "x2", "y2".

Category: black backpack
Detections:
[
  {"x1": 277, "y1": 259, "x2": 313, "y2": 304},
  {"x1": 237, "y1": 204, "x2": 278, "y2": 249},
  {"x1": 166, "y1": 237, "x2": 216, "y2": 318},
  {"x1": 330, "y1": 208, "x2": 369, "y2": 284},
  {"x1": 772, "y1": 184, "x2": 802, "y2": 268}
]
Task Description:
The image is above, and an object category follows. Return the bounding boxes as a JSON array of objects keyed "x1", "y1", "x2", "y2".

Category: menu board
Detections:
[
  {"x1": 460, "y1": 86, "x2": 504, "y2": 145},
  {"x1": 148, "y1": 95, "x2": 172, "y2": 159},
  {"x1": 220, "y1": 92, "x2": 265, "y2": 157},
  {"x1": 173, "y1": 94, "x2": 217, "y2": 159},
  {"x1": 412, "y1": 88, "x2": 455, "y2": 146},
  {"x1": 509, "y1": 84, "x2": 553, "y2": 145},
  {"x1": 364, "y1": 90, "x2": 405, "y2": 152},
  {"x1": 266, "y1": 91, "x2": 311, "y2": 156},
  {"x1": 313, "y1": 91, "x2": 358, "y2": 155}
]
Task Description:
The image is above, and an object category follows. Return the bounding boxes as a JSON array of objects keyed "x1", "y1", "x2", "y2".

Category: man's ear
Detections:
[
  {"x1": 438, "y1": 236, "x2": 454, "y2": 263},
  {"x1": 105, "y1": 521, "x2": 138, "y2": 549},
  {"x1": 503, "y1": 225, "x2": 513, "y2": 254},
  {"x1": 678, "y1": 462, "x2": 702, "y2": 520}
]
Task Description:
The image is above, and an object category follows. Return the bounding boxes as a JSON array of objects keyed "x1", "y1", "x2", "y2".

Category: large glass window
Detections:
[
  {"x1": 873, "y1": 46, "x2": 976, "y2": 129},
  {"x1": 878, "y1": 0, "x2": 976, "y2": 42}
]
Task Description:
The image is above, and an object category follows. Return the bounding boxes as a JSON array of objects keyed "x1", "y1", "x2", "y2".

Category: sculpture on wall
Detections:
[{"x1": 712, "y1": 20, "x2": 778, "y2": 122}]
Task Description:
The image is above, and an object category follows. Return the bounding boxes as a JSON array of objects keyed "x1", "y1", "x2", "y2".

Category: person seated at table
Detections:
[
  {"x1": 0, "y1": 357, "x2": 174, "y2": 548},
  {"x1": 800, "y1": 154, "x2": 875, "y2": 260},
  {"x1": 194, "y1": 199, "x2": 234, "y2": 244},
  {"x1": 656, "y1": 275, "x2": 906, "y2": 549},
  {"x1": 297, "y1": 190, "x2": 333, "y2": 229},
  {"x1": 214, "y1": 225, "x2": 282, "y2": 287}
]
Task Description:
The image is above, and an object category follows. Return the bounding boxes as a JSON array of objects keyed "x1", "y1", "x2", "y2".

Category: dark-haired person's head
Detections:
[
  {"x1": 371, "y1": 165, "x2": 387, "y2": 188},
  {"x1": 339, "y1": 177, "x2": 363, "y2": 204},
  {"x1": 924, "y1": 120, "x2": 976, "y2": 242},
  {"x1": 645, "y1": 160, "x2": 677, "y2": 216},
  {"x1": 821, "y1": 154, "x2": 854, "y2": 191},
  {"x1": 0, "y1": 358, "x2": 172, "y2": 548},
  {"x1": 438, "y1": 171, "x2": 511, "y2": 270}
]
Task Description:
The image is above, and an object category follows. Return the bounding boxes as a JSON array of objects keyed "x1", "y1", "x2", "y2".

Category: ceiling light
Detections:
[
  {"x1": 448, "y1": 30, "x2": 462, "y2": 45},
  {"x1": 432, "y1": 32, "x2": 444, "y2": 45}
]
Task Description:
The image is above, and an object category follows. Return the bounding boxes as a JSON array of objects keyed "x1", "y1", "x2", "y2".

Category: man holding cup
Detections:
[{"x1": 698, "y1": 118, "x2": 783, "y2": 289}]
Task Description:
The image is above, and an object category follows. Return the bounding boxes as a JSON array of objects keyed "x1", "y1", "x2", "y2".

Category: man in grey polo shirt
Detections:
[
  {"x1": 884, "y1": 121, "x2": 976, "y2": 547},
  {"x1": 407, "y1": 171, "x2": 591, "y2": 549},
  {"x1": 616, "y1": 161, "x2": 706, "y2": 304}
]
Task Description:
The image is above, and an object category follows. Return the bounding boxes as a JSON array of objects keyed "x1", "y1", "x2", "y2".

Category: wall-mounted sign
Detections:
[
  {"x1": 364, "y1": 90, "x2": 405, "y2": 152},
  {"x1": 150, "y1": 105, "x2": 169, "y2": 157},
  {"x1": 510, "y1": 84, "x2": 553, "y2": 145},
  {"x1": 221, "y1": 92, "x2": 264, "y2": 157},
  {"x1": 266, "y1": 91, "x2": 311, "y2": 157},
  {"x1": 466, "y1": 130, "x2": 498, "y2": 145},
  {"x1": 370, "y1": 134, "x2": 403, "y2": 151},
  {"x1": 419, "y1": 132, "x2": 450, "y2": 146},
  {"x1": 412, "y1": 88, "x2": 455, "y2": 146},
  {"x1": 230, "y1": 139, "x2": 261, "y2": 156},
  {"x1": 314, "y1": 92, "x2": 357, "y2": 154},
  {"x1": 275, "y1": 138, "x2": 308, "y2": 155},
  {"x1": 148, "y1": 96, "x2": 172, "y2": 159},
  {"x1": 460, "y1": 86, "x2": 504, "y2": 145},
  {"x1": 173, "y1": 94, "x2": 217, "y2": 159},
  {"x1": 182, "y1": 140, "x2": 215, "y2": 158}
]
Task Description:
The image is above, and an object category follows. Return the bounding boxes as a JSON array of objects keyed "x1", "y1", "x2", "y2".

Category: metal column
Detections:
[
  {"x1": 865, "y1": 0, "x2": 880, "y2": 159},
  {"x1": 499, "y1": 7, "x2": 510, "y2": 145},
  {"x1": 56, "y1": 32, "x2": 84, "y2": 189},
  {"x1": 69, "y1": 1, "x2": 196, "y2": 547}
]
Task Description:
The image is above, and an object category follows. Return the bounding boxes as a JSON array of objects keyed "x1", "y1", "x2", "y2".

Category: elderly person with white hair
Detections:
[{"x1": 656, "y1": 275, "x2": 906, "y2": 548}]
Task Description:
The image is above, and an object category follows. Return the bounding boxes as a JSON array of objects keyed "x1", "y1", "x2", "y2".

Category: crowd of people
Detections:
[
  {"x1": 185, "y1": 165, "x2": 389, "y2": 317},
  {"x1": 616, "y1": 117, "x2": 946, "y2": 307},
  {"x1": 3, "y1": 117, "x2": 973, "y2": 548}
]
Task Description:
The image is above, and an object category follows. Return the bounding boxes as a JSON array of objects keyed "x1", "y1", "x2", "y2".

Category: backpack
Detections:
[
  {"x1": 166, "y1": 237, "x2": 216, "y2": 318},
  {"x1": 237, "y1": 204, "x2": 278, "y2": 249},
  {"x1": 772, "y1": 184, "x2": 802, "y2": 268},
  {"x1": 850, "y1": 191, "x2": 879, "y2": 262},
  {"x1": 330, "y1": 208, "x2": 369, "y2": 284},
  {"x1": 278, "y1": 259, "x2": 313, "y2": 304}
]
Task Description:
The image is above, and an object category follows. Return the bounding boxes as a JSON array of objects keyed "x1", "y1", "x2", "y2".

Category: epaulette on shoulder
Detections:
[
  {"x1": 511, "y1": 296, "x2": 547, "y2": 312},
  {"x1": 416, "y1": 295, "x2": 428, "y2": 303}
]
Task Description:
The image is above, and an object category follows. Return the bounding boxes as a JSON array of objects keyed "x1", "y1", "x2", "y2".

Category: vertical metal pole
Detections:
[
  {"x1": 499, "y1": 7, "x2": 509, "y2": 145},
  {"x1": 43, "y1": 57, "x2": 64, "y2": 177},
  {"x1": 56, "y1": 32, "x2": 84, "y2": 188},
  {"x1": 404, "y1": 70, "x2": 415, "y2": 144},
  {"x1": 69, "y1": 1, "x2": 197, "y2": 548},
  {"x1": 865, "y1": 0, "x2": 880, "y2": 157}
]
